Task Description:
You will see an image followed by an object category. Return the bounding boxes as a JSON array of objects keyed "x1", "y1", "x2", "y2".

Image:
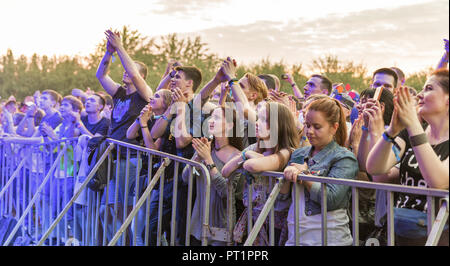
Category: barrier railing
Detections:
[
  {"x1": 1, "y1": 137, "x2": 78, "y2": 246},
  {"x1": 2, "y1": 136, "x2": 448, "y2": 246},
  {"x1": 235, "y1": 171, "x2": 449, "y2": 246},
  {"x1": 35, "y1": 138, "x2": 211, "y2": 246}
]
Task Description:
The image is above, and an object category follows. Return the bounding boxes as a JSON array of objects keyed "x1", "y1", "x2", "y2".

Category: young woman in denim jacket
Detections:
[{"x1": 283, "y1": 97, "x2": 359, "y2": 246}]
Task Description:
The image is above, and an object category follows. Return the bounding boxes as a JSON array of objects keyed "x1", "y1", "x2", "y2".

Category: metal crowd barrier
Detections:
[
  {"x1": 2, "y1": 135, "x2": 448, "y2": 247},
  {"x1": 36, "y1": 138, "x2": 212, "y2": 246},
  {"x1": 234, "y1": 171, "x2": 449, "y2": 246},
  {"x1": 0, "y1": 137, "x2": 78, "y2": 246}
]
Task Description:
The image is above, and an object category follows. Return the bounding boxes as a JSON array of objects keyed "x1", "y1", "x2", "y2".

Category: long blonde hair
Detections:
[
  {"x1": 246, "y1": 73, "x2": 269, "y2": 104},
  {"x1": 157, "y1": 89, "x2": 173, "y2": 110}
]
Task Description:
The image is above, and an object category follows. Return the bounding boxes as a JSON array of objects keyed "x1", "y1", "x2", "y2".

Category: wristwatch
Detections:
[{"x1": 206, "y1": 163, "x2": 216, "y2": 171}]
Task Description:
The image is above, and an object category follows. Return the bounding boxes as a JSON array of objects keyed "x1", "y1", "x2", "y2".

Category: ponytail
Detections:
[
  {"x1": 307, "y1": 97, "x2": 348, "y2": 147},
  {"x1": 332, "y1": 98, "x2": 347, "y2": 147}
]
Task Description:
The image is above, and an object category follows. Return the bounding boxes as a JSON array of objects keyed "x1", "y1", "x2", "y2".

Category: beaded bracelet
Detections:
[{"x1": 228, "y1": 78, "x2": 239, "y2": 87}]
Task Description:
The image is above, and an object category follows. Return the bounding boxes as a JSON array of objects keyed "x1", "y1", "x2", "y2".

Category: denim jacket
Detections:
[{"x1": 288, "y1": 140, "x2": 359, "y2": 216}]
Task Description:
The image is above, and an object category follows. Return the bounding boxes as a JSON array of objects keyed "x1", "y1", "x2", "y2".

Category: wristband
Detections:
[
  {"x1": 291, "y1": 83, "x2": 297, "y2": 87},
  {"x1": 382, "y1": 131, "x2": 401, "y2": 162},
  {"x1": 409, "y1": 133, "x2": 428, "y2": 147},
  {"x1": 141, "y1": 126, "x2": 148, "y2": 129},
  {"x1": 206, "y1": 163, "x2": 216, "y2": 171},
  {"x1": 106, "y1": 51, "x2": 116, "y2": 62},
  {"x1": 383, "y1": 131, "x2": 396, "y2": 142},
  {"x1": 241, "y1": 151, "x2": 247, "y2": 161},
  {"x1": 161, "y1": 115, "x2": 170, "y2": 122},
  {"x1": 361, "y1": 125, "x2": 369, "y2": 132},
  {"x1": 228, "y1": 78, "x2": 239, "y2": 87}
]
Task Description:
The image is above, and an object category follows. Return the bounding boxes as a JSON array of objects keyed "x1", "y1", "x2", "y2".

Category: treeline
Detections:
[{"x1": 0, "y1": 26, "x2": 431, "y2": 101}]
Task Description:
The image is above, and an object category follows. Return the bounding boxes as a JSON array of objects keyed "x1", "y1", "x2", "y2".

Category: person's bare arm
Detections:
[
  {"x1": 105, "y1": 30, "x2": 153, "y2": 101},
  {"x1": 282, "y1": 73, "x2": 303, "y2": 99},
  {"x1": 172, "y1": 91, "x2": 192, "y2": 149},
  {"x1": 436, "y1": 39, "x2": 449, "y2": 70},
  {"x1": 95, "y1": 39, "x2": 120, "y2": 97},
  {"x1": 243, "y1": 149, "x2": 291, "y2": 173},
  {"x1": 221, "y1": 57, "x2": 257, "y2": 123}
]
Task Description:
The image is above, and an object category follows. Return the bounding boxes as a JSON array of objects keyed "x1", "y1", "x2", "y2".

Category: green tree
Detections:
[{"x1": 310, "y1": 55, "x2": 371, "y2": 92}]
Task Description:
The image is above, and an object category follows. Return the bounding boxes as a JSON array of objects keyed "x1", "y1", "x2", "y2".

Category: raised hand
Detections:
[
  {"x1": 394, "y1": 86, "x2": 421, "y2": 131},
  {"x1": 171, "y1": 87, "x2": 188, "y2": 103},
  {"x1": 282, "y1": 73, "x2": 294, "y2": 84},
  {"x1": 268, "y1": 89, "x2": 290, "y2": 106},
  {"x1": 25, "y1": 103, "x2": 38, "y2": 117},
  {"x1": 139, "y1": 103, "x2": 153, "y2": 125},
  {"x1": 104, "y1": 30, "x2": 123, "y2": 50},
  {"x1": 220, "y1": 57, "x2": 237, "y2": 81},
  {"x1": 364, "y1": 100, "x2": 385, "y2": 136},
  {"x1": 167, "y1": 59, "x2": 180, "y2": 71},
  {"x1": 444, "y1": 39, "x2": 449, "y2": 55}
]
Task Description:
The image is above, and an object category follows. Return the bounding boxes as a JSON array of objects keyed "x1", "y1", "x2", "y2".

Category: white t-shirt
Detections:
[{"x1": 285, "y1": 185, "x2": 353, "y2": 246}]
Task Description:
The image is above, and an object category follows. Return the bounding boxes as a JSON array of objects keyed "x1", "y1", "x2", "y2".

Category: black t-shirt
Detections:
[
  {"x1": 156, "y1": 100, "x2": 210, "y2": 184},
  {"x1": 108, "y1": 86, "x2": 148, "y2": 151},
  {"x1": 395, "y1": 125, "x2": 449, "y2": 212},
  {"x1": 42, "y1": 111, "x2": 63, "y2": 129},
  {"x1": 81, "y1": 116, "x2": 110, "y2": 136}
]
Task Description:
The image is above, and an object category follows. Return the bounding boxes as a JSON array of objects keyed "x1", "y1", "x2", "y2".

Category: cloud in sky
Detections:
[
  {"x1": 152, "y1": 0, "x2": 228, "y2": 15},
  {"x1": 175, "y1": 0, "x2": 449, "y2": 75},
  {"x1": 0, "y1": 0, "x2": 447, "y2": 75}
]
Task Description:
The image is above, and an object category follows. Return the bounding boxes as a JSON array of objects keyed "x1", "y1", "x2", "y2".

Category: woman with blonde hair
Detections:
[
  {"x1": 125, "y1": 88, "x2": 172, "y2": 246},
  {"x1": 126, "y1": 89, "x2": 172, "y2": 149}
]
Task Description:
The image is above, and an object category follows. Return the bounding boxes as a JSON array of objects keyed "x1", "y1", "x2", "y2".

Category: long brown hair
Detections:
[
  {"x1": 257, "y1": 101, "x2": 300, "y2": 170},
  {"x1": 306, "y1": 97, "x2": 347, "y2": 147},
  {"x1": 213, "y1": 105, "x2": 243, "y2": 151}
]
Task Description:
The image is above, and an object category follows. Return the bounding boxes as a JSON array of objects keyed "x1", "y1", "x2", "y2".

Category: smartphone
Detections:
[{"x1": 373, "y1": 86, "x2": 384, "y2": 101}]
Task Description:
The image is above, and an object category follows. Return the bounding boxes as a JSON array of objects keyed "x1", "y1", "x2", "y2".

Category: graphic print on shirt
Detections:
[
  {"x1": 396, "y1": 146, "x2": 446, "y2": 211},
  {"x1": 112, "y1": 98, "x2": 131, "y2": 123}
]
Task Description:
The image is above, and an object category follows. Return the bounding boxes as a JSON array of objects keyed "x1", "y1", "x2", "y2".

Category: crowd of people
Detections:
[{"x1": 0, "y1": 32, "x2": 448, "y2": 246}]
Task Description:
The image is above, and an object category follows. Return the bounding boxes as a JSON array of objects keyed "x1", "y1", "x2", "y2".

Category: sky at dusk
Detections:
[{"x1": 0, "y1": 0, "x2": 448, "y2": 75}]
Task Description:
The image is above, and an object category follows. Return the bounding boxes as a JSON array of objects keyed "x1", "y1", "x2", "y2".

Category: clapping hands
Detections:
[
  {"x1": 39, "y1": 122, "x2": 53, "y2": 136},
  {"x1": 192, "y1": 137, "x2": 213, "y2": 163},
  {"x1": 139, "y1": 103, "x2": 153, "y2": 125},
  {"x1": 105, "y1": 29, "x2": 122, "y2": 50},
  {"x1": 171, "y1": 87, "x2": 188, "y2": 103}
]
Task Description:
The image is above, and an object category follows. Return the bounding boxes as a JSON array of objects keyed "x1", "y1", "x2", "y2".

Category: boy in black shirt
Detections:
[
  {"x1": 78, "y1": 93, "x2": 110, "y2": 137},
  {"x1": 96, "y1": 30, "x2": 153, "y2": 243}
]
